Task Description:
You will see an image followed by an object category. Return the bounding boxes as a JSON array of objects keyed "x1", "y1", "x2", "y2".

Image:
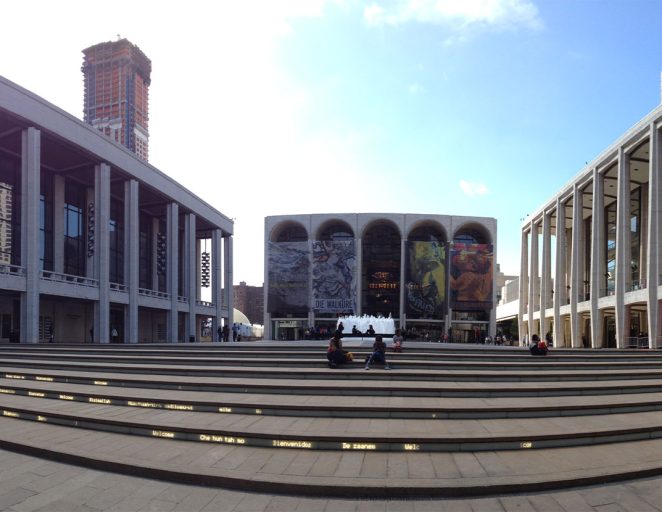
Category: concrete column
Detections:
[
  {"x1": 166, "y1": 202, "x2": 179, "y2": 342},
  {"x1": 615, "y1": 148, "x2": 631, "y2": 349},
  {"x1": 554, "y1": 199, "x2": 565, "y2": 347},
  {"x1": 126, "y1": 180, "x2": 139, "y2": 343},
  {"x1": 540, "y1": 211, "x2": 551, "y2": 338},
  {"x1": 52, "y1": 175, "x2": 65, "y2": 274},
  {"x1": 590, "y1": 168, "x2": 605, "y2": 348},
  {"x1": 213, "y1": 230, "x2": 225, "y2": 328},
  {"x1": 647, "y1": 124, "x2": 661, "y2": 348},
  {"x1": 93, "y1": 163, "x2": 111, "y2": 344},
  {"x1": 518, "y1": 228, "x2": 528, "y2": 345},
  {"x1": 528, "y1": 221, "x2": 539, "y2": 337},
  {"x1": 185, "y1": 213, "x2": 197, "y2": 342},
  {"x1": 570, "y1": 185, "x2": 582, "y2": 348},
  {"x1": 20, "y1": 127, "x2": 40, "y2": 343}
]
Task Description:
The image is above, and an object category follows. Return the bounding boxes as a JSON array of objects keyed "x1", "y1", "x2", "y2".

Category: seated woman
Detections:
[
  {"x1": 529, "y1": 334, "x2": 549, "y2": 356},
  {"x1": 365, "y1": 335, "x2": 391, "y2": 370},
  {"x1": 392, "y1": 328, "x2": 403, "y2": 352},
  {"x1": 351, "y1": 325, "x2": 362, "y2": 335},
  {"x1": 366, "y1": 324, "x2": 376, "y2": 336},
  {"x1": 327, "y1": 333, "x2": 349, "y2": 368}
]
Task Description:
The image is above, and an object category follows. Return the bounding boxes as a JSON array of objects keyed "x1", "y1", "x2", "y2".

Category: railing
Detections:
[
  {"x1": 196, "y1": 300, "x2": 214, "y2": 308},
  {"x1": 629, "y1": 279, "x2": 647, "y2": 291},
  {"x1": 138, "y1": 288, "x2": 170, "y2": 300},
  {"x1": 41, "y1": 270, "x2": 98, "y2": 288},
  {"x1": 178, "y1": 295, "x2": 188, "y2": 303},
  {"x1": 0, "y1": 263, "x2": 25, "y2": 276},
  {"x1": 109, "y1": 282, "x2": 128, "y2": 292},
  {"x1": 627, "y1": 336, "x2": 651, "y2": 349}
]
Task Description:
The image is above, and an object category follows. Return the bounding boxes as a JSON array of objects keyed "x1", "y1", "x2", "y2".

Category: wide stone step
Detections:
[
  {"x1": 4, "y1": 377, "x2": 662, "y2": 419},
  {"x1": 6, "y1": 358, "x2": 662, "y2": 383},
  {"x1": 5, "y1": 351, "x2": 662, "y2": 371},
  {"x1": 2, "y1": 394, "x2": 662, "y2": 452},
  {"x1": 2, "y1": 416, "x2": 662, "y2": 498},
  {"x1": 5, "y1": 366, "x2": 662, "y2": 397}
]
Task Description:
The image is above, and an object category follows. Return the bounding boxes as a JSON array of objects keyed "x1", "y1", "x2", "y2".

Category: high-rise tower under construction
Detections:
[{"x1": 82, "y1": 38, "x2": 151, "y2": 161}]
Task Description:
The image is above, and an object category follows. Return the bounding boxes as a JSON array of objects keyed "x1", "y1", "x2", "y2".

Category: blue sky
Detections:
[{"x1": 3, "y1": 0, "x2": 662, "y2": 285}]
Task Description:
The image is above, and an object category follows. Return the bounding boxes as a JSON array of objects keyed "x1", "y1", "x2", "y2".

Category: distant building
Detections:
[
  {"x1": 82, "y1": 38, "x2": 151, "y2": 160},
  {"x1": 229, "y1": 282, "x2": 264, "y2": 325},
  {"x1": 264, "y1": 213, "x2": 497, "y2": 341}
]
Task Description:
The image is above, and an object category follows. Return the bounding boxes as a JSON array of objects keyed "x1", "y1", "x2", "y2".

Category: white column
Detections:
[
  {"x1": 540, "y1": 212, "x2": 551, "y2": 339},
  {"x1": 590, "y1": 168, "x2": 605, "y2": 348},
  {"x1": 214, "y1": 230, "x2": 226, "y2": 327},
  {"x1": 615, "y1": 148, "x2": 631, "y2": 349},
  {"x1": 518, "y1": 228, "x2": 528, "y2": 345},
  {"x1": 554, "y1": 199, "x2": 565, "y2": 347},
  {"x1": 570, "y1": 185, "x2": 582, "y2": 348},
  {"x1": 94, "y1": 163, "x2": 111, "y2": 343},
  {"x1": 126, "y1": 180, "x2": 139, "y2": 343},
  {"x1": 185, "y1": 213, "x2": 197, "y2": 342},
  {"x1": 166, "y1": 202, "x2": 179, "y2": 342},
  {"x1": 647, "y1": 125, "x2": 661, "y2": 348},
  {"x1": 20, "y1": 127, "x2": 40, "y2": 343},
  {"x1": 528, "y1": 221, "x2": 539, "y2": 337},
  {"x1": 52, "y1": 175, "x2": 65, "y2": 274}
]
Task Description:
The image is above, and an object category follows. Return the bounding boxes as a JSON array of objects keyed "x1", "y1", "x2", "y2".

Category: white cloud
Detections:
[
  {"x1": 364, "y1": 0, "x2": 542, "y2": 32},
  {"x1": 408, "y1": 83, "x2": 425, "y2": 95},
  {"x1": 459, "y1": 180, "x2": 489, "y2": 197}
]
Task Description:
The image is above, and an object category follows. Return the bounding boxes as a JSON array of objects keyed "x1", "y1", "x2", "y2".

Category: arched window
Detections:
[
  {"x1": 362, "y1": 221, "x2": 401, "y2": 318},
  {"x1": 318, "y1": 221, "x2": 354, "y2": 241},
  {"x1": 272, "y1": 223, "x2": 307, "y2": 243}
]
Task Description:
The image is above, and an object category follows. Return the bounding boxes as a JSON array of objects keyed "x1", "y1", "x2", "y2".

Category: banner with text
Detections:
[{"x1": 312, "y1": 239, "x2": 356, "y2": 314}]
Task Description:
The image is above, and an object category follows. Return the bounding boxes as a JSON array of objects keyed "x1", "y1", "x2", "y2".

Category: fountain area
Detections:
[{"x1": 337, "y1": 315, "x2": 395, "y2": 335}]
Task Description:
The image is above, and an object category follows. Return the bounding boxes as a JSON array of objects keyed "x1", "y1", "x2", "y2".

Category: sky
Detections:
[{"x1": 3, "y1": 0, "x2": 662, "y2": 286}]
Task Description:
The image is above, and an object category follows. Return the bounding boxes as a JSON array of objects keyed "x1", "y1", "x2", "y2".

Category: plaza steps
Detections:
[{"x1": 0, "y1": 343, "x2": 662, "y2": 497}]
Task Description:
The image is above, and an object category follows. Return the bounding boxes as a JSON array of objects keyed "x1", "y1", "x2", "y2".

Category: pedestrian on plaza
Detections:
[
  {"x1": 222, "y1": 324, "x2": 230, "y2": 342},
  {"x1": 232, "y1": 323, "x2": 238, "y2": 342},
  {"x1": 217, "y1": 325, "x2": 223, "y2": 342}
]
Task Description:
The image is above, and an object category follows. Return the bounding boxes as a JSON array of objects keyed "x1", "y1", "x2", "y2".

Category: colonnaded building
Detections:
[
  {"x1": 520, "y1": 100, "x2": 662, "y2": 349},
  {"x1": 0, "y1": 75, "x2": 234, "y2": 343},
  {"x1": 264, "y1": 214, "x2": 497, "y2": 341}
]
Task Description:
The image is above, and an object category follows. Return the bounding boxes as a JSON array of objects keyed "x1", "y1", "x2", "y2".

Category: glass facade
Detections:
[
  {"x1": 63, "y1": 182, "x2": 85, "y2": 276},
  {"x1": 39, "y1": 175, "x2": 53, "y2": 271},
  {"x1": 109, "y1": 200, "x2": 124, "y2": 284},
  {"x1": 0, "y1": 155, "x2": 20, "y2": 266},
  {"x1": 362, "y1": 222, "x2": 400, "y2": 318}
]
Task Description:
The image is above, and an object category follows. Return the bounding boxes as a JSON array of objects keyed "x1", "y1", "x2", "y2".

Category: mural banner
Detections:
[
  {"x1": 267, "y1": 241, "x2": 310, "y2": 314},
  {"x1": 449, "y1": 243, "x2": 493, "y2": 310},
  {"x1": 312, "y1": 240, "x2": 356, "y2": 313},
  {"x1": 405, "y1": 241, "x2": 446, "y2": 317}
]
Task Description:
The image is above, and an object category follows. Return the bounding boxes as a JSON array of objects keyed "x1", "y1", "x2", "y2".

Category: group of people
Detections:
[
  {"x1": 327, "y1": 328, "x2": 404, "y2": 369},
  {"x1": 216, "y1": 323, "x2": 241, "y2": 342}
]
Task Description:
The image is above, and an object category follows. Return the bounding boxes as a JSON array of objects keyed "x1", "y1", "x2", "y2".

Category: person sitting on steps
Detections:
[
  {"x1": 365, "y1": 334, "x2": 390, "y2": 370},
  {"x1": 327, "y1": 333, "x2": 349, "y2": 368}
]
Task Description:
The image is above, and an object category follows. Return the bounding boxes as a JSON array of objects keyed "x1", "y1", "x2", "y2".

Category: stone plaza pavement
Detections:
[{"x1": 1, "y1": 448, "x2": 662, "y2": 512}]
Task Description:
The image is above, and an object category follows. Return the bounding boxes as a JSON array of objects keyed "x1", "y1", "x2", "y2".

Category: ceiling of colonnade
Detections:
[{"x1": 544, "y1": 139, "x2": 650, "y2": 237}]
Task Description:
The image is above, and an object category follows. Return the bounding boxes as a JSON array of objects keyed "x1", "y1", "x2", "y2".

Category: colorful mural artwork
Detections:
[
  {"x1": 405, "y1": 241, "x2": 446, "y2": 317},
  {"x1": 267, "y1": 241, "x2": 310, "y2": 314},
  {"x1": 312, "y1": 240, "x2": 356, "y2": 313},
  {"x1": 449, "y1": 243, "x2": 493, "y2": 310}
]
